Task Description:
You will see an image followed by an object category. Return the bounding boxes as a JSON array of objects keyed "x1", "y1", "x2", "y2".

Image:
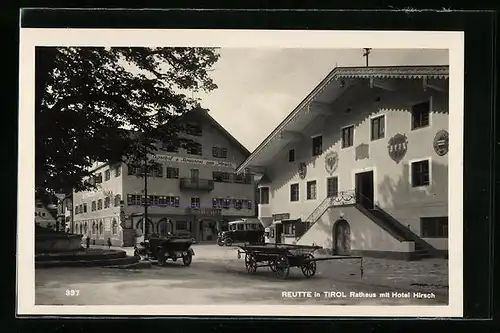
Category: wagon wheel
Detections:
[
  {"x1": 245, "y1": 253, "x2": 257, "y2": 273},
  {"x1": 268, "y1": 259, "x2": 277, "y2": 272},
  {"x1": 300, "y1": 254, "x2": 317, "y2": 278},
  {"x1": 157, "y1": 249, "x2": 166, "y2": 266},
  {"x1": 182, "y1": 251, "x2": 193, "y2": 266},
  {"x1": 274, "y1": 255, "x2": 290, "y2": 279}
]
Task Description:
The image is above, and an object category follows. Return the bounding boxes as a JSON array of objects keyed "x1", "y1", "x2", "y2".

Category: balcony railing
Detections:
[{"x1": 179, "y1": 178, "x2": 215, "y2": 191}]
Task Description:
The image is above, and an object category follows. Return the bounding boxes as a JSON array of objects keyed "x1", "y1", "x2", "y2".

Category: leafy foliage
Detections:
[{"x1": 36, "y1": 47, "x2": 220, "y2": 193}]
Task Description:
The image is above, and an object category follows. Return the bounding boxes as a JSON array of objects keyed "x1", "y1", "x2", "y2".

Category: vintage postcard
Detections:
[{"x1": 18, "y1": 28, "x2": 464, "y2": 317}]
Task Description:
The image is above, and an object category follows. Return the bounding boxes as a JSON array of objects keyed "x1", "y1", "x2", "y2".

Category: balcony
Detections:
[{"x1": 179, "y1": 178, "x2": 215, "y2": 191}]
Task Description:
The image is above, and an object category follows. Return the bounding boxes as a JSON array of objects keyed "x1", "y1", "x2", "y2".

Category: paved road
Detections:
[{"x1": 35, "y1": 244, "x2": 448, "y2": 306}]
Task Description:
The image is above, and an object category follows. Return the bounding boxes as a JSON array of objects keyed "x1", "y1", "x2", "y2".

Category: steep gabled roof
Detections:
[{"x1": 235, "y1": 65, "x2": 449, "y2": 173}]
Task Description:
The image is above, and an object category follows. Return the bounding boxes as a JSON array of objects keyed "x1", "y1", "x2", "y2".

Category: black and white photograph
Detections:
[{"x1": 18, "y1": 29, "x2": 464, "y2": 317}]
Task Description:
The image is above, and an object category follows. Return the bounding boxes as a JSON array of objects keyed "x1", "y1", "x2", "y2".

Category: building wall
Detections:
[
  {"x1": 122, "y1": 113, "x2": 255, "y2": 226},
  {"x1": 35, "y1": 200, "x2": 57, "y2": 228},
  {"x1": 73, "y1": 163, "x2": 124, "y2": 245},
  {"x1": 72, "y1": 112, "x2": 256, "y2": 244},
  {"x1": 259, "y1": 79, "x2": 449, "y2": 247}
]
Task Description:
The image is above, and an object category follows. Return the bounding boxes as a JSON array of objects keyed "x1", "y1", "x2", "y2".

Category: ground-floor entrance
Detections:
[{"x1": 355, "y1": 170, "x2": 374, "y2": 209}]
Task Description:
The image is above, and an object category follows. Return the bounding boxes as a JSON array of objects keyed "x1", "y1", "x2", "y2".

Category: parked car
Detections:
[
  {"x1": 134, "y1": 234, "x2": 195, "y2": 266},
  {"x1": 217, "y1": 219, "x2": 264, "y2": 246}
]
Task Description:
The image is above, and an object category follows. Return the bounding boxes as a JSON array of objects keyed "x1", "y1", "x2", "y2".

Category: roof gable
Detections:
[{"x1": 236, "y1": 65, "x2": 449, "y2": 173}]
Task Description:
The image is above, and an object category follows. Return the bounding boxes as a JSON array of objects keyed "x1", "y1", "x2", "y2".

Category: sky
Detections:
[{"x1": 196, "y1": 48, "x2": 449, "y2": 152}]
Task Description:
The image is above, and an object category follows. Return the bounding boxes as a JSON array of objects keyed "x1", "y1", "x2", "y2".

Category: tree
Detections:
[{"x1": 35, "y1": 47, "x2": 220, "y2": 193}]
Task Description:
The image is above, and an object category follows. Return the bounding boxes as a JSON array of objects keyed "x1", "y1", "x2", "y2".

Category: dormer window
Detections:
[{"x1": 185, "y1": 123, "x2": 202, "y2": 136}]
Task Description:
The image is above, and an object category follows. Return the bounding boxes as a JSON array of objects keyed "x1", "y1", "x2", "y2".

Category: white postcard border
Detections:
[{"x1": 18, "y1": 28, "x2": 464, "y2": 317}]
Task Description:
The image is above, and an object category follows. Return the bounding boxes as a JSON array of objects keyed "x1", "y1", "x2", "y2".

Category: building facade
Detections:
[
  {"x1": 35, "y1": 199, "x2": 58, "y2": 228},
  {"x1": 73, "y1": 109, "x2": 256, "y2": 246},
  {"x1": 237, "y1": 65, "x2": 449, "y2": 260}
]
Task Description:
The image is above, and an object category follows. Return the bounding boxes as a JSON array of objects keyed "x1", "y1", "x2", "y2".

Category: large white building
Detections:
[
  {"x1": 73, "y1": 108, "x2": 257, "y2": 246},
  {"x1": 237, "y1": 65, "x2": 449, "y2": 260}
]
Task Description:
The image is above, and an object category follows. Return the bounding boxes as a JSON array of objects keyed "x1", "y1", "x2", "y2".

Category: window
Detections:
[
  {"x1": 187, "y1": 142, "x2": 202, "y2": 155},
  {"x1": 191, "y1": 197, "x2": 200, "y2": 208},
  {"x1": 371, "y1": 115, "x2": 385, "y2": 141},
  {"x1": 99, "y1": 221, "x2": 103, "y2": 234},
  {"x1": 411, "y1": 159, "x2": 430, "y2": 187},
  {"x1": 176, "y1": 221, "x2": 188, "y2": 230},
  {"x1": 213, "y1": 171, "x2": 232, "y2": 182},
  {"x1": 326, "y1": 177, "x2": 338, "y2": 197},
  {"x1": 312, "y1": 136, "x2": 322, "y2": 156},
  {"x1": 166, "y1": 167, "x2": 179, "y2": 179},
  {"x1": 83, "y1": 203, "x2": 88, "y2": 213},
  {"x1": 290, "y1": 183, "x2": 299, "y2": 202},
  {"x1": 284, "y1": 223, "x2": 295, "y2": 235},
  {"x1": 260, "y1": 187, "x2": 270, "y2": 205},
  {"x1": 128, "y1": 165, "x2": 140, "y2": 176},
  {"x1": 237, "y1": 224, "x2": 244, "y2": 231},
  {"x1": 289, "y1": 149, "x2": 295, "y2": 162},
  {"x1": 222, "y1": 198, "x2": 231, "y2": 209},
  {"x1": 234, "y1": 199, "x2": 242, "y2": 210},
  {"x1": 114, "y1": 194, "x2": 121, "y2": 207},
  {"x1": 411, "y1": 100, "x2": 430, "y2": 130},
  {"x1": 167, "y1": 196, "x2": 180, "y2": 207},
  {"x1": 246, "y1": 200, "x2": 253, "y2": 210},
  {"x1": 94, "y1": 173, "x2": 103, "y2": 184},
  {"x1": 79, "y1": 204, "x2": 83, "y2": 213},
  {"x1": 114, "y1": 166, "x2": 121, "y2": 177},
  {"x1": 97, "y1": 199, "x2": 103, "y2": 210},
  {"x1": 306, "y1": 181, "x2": 317, "y2": 200},
  {"x1": 91, "y1": 201, "x2": 96, "y2": 211},
  {"x1": 104, "y1": 169, "x2": 111, "y2": 181},
  {"x1": 341, "y1": 126, "x2": 354, "y2": 148},
  {"x1": 161, "y1": 140, "x2": 179, "y2": 153},
  {"x1": 185, "y1": 123, "x2": 202, "y2": 136},
  {"x1": 112, "y1": 219, "x2": 118, "y2": 235},
  {"x1": 74, "y1": 206, "x2": 79, "y2": 215},
  {"x1": 149, "y1": 164, "x2": 163, "y2": 178},
  {"x1": 127, "y1": 194, "x2": 141, "y2": 206},
  {"x1": 190, "y1": 169, "x2": 199, "y2": 180},
  {"x1": 212, "y1": 146, "x2": 228, "y2": 158},
  {"x1": 421, "y1": 217, "x2": 448, "y2": 238},
  {"x1": 104, "y1": 196, "x2": 110, "y2": 209},
  {"x1": 92, "y1": 222, "x2": 96, "y2": 234}
]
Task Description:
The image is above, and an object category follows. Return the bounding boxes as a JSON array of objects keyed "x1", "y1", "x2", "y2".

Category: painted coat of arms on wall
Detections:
[
  {"x1": 325, "y1": 151, "x2": 339, "y2": 175},
  {"x1": 433, "y1": 130, "x2": 449, "y2": 156},
  {"x1": 298, "y1": 162, "x2": 307, "y2": 179},
  {"x1": 387, "y1": 133, "x2": 408, "y2": 164}
]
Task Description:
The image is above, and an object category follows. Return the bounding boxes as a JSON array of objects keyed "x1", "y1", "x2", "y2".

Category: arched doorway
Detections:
[
  {"x1": 199, "y1": 219, "x2": 217, "y2": 241},
  {"x1": 136, "y1": 218, "x2": 154, "y2": 237},
  {"x1": 157, "y1": 218, "x2": 174, "y2": 236},
  {"x1": 333, "y1": 219, "x2": 351, "y2": 255}
]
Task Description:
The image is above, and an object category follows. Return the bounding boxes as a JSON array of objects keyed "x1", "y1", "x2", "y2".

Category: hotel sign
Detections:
[
  {"x1": 387, "y1": 133, "x2": 408, "y2": 164},
  {"x1": 153, "y1": 154, "x2": 236, "y2": 169}
]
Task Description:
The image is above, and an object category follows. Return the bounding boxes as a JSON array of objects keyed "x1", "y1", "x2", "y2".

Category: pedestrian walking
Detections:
[
  {"x1": 85, "y1": 236, "x2": 90, "y2": 249},
  {"x1": 107, "y1": 237, "x2": 112, "y2": 249}
]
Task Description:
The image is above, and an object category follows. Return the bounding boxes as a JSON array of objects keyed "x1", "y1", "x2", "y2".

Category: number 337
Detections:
[{"x1": 65, "y1": 289, "x2": 80, "y2": 296}]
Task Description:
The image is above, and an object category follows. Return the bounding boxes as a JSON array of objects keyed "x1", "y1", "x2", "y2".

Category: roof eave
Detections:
[{"x1": 236, "y1": 65, "x2": 449, "y2": 174}]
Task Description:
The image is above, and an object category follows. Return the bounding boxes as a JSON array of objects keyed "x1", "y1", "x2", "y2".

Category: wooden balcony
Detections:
[{"x1": 179, "y1": 178, "x2": 215, "y2": 191}]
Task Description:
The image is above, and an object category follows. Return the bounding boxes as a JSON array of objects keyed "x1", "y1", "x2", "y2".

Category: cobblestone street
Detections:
[{"x1": 36, "y1": 244, "x2": 448, "y2": 306}]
